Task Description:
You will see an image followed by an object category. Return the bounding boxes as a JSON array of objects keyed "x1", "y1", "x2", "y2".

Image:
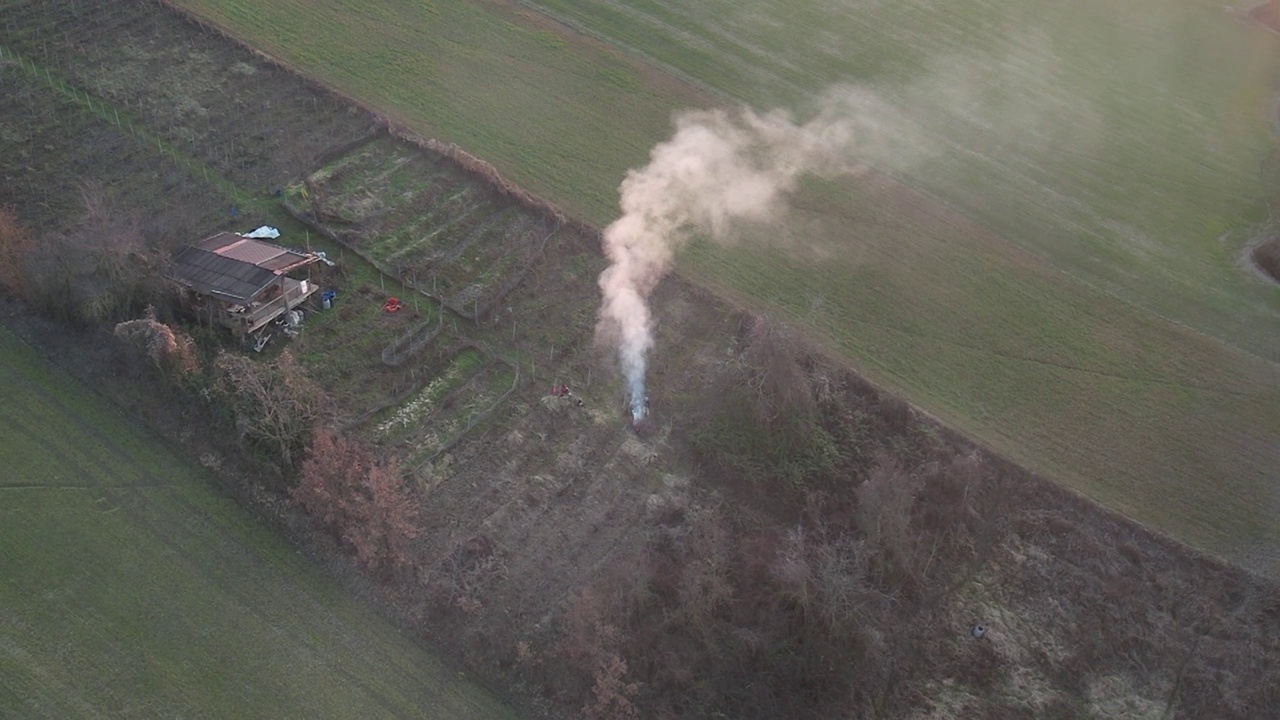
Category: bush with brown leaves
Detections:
[
  {"x1": 293, "y1": 428, "x2": 421, "y2": 575},
  {"x1": 559, "y1": 588, "x2": 640, "y2": 720}
]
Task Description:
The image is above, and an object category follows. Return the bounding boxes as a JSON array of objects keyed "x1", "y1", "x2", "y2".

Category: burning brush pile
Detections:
[{"x1": 594, "y1": 101, "x2": 870, "y2": 420}]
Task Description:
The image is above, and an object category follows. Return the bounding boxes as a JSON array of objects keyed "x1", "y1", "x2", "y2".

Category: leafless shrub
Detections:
[
  {"x1": 672, "y1": 509, "x2": 734, "y2": 635},
  {"x1": 812, "y1": 534, "x2": 876, "y2": 630},
  {"x1": 740, "y1": 317, "x2": 816, "y2": 425},
  {"x1": 1118, "y1": 543, "x2": 1144, "y2": 567},
  {"x1": 877, "y1": 395, "x2": 914, "y2": 436},
  {"x1": 211, "y1": 350, "x2": 327, "y2": 469},
  {"x1": 515, "y1": 640, "x2": 538, "y2": 669},
  {"x1": 427, "y1": 534, "x2": 506, "y2": 612},
  {"x1": 911, "y1": 452, "x2": 991, "y2": 578},
  {"x1": 25, "y1": 181, "x2": 161, "y2": 324},
  {"x1": 1251, "y1": 236, "x2": 1280, "y2": 283},
  {"x1": 856, "y1": 453, "x2": 924, "y2": 590},
  {"x1": 771, "y1": 526, "x2": 816, "y2": 617}
]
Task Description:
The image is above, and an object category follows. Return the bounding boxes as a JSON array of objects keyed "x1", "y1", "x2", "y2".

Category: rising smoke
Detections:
[
  {"x1": 597, "y1": 35, "x2": 1105, "y2": 422},
  {"x1": 596, "y1": 101, "x2": 872, "y2": 421}
]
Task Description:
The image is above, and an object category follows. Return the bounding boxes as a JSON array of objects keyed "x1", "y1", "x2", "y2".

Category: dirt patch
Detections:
[
  {"x1": 1249, "y1": 0, "x2": 1280, "y2": 34},
  {"x1": 1249, "y1": 234, "x2": 1280, "y2": 284}
]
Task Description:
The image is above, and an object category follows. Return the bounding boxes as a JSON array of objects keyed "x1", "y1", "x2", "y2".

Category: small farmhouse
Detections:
[{"x1": 169, "y1": 232, "x2": 321, "y2": 336}]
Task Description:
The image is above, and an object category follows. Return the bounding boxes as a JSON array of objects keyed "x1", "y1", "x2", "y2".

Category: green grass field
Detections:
[
  {"x1": 169, "y1": 0, "x2": 703, "y2": 222},
  {"x1": 0, "y1": 328, "x2": 515, "y2": 719},
  {"x1": 526, "y1": 0, "x2": 1280, "y2": 357},
  {"x1": 163, "y1": 0, "x2": 1280, "y2": 575}
]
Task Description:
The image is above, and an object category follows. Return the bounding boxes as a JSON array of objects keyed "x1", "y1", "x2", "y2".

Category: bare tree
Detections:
[
  {"x1": 25, "y1": 181, "x2": 159, "y2": 323},
  {"x1": 856, "y1": 453, "x2": 924, "y2": 590},
  {"x1": 740, "y1": 317, "x2": 815, "y2": 425},
  {"x1": 212, "y1": 350, "x2": 327, "y2": 469}
]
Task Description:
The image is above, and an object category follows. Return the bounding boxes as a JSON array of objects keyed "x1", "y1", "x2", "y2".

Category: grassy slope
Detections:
[
  {"x1": 165, "y1": 0, "x2": 1280, "y2": 575},
  {"x1": 0, "y1": 329, "x2": 515, "y2": 719},
  {"x1": 528, "y1": 0, "x2": 1280, "y2": 357}
]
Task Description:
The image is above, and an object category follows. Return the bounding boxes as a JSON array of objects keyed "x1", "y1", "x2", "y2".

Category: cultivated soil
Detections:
[{"x1": 2, "y1": 1, "x2": 1279, "y2": 718}]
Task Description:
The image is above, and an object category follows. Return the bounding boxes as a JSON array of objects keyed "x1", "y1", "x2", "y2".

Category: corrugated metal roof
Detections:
[
  {"x1": 171, "y1": 246, "x2": 279, "y2": 303},
  {"x1": 170, "y1": 233, "x2": 317, "y2": 304},
  {"x1": 257, "y1": 253, "x2": 308, "y2": 273},
  {"x1": 194, "y1": 232, "x2": 242, "y2": 252},
  {"x1": 218, "y1": 238, "x2": 291, "y2": 266}
]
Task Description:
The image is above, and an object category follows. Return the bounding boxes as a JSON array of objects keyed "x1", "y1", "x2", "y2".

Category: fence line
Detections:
[
  {"x1": 415, "y1": 361, "x2": 523, "y2": 472},
  {"x1": 0, "y1": 41, "x2": 251, "y2": 206},
  {"x1": 3, "y1": 25, "x2": 533, "y2": 464}
]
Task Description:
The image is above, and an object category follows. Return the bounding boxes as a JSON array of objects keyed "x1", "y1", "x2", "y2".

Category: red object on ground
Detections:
[{"x1": 383, "y1": 297, "x2": 403, "y2": 312}]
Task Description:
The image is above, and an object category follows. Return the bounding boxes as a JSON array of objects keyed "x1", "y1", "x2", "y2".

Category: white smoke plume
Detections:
[{"x1": 596, "y1": 104, "x2": 863, "y2": 421}]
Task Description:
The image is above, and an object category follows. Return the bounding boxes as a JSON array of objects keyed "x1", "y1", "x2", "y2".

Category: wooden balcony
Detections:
[{"x1": 237, "y1": 277, "x2": 317, "y2": 334}]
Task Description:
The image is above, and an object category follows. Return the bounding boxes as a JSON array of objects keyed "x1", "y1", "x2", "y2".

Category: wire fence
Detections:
[
  {"x1": 2, "y1": 3, "x2": 537, "y2": 464},
  {"x1": 0, "y1": 41, "x2": 251, "y2": 206},
  {"x1": 415, "y1": 360, "x2": 522, "y2": 472}
]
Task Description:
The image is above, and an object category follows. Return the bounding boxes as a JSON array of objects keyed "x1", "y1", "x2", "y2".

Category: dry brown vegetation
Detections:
[
  {"x1": 113, "y1": 306, "x2": 202, "y2": 381},
  {"x1": 23, "y1": 182, "x2": 165, "y2": 324},
  {"x1": 1252, "y1": 235, "x2": 1280, "y2": 283},
  {"x1": 1251, "y1": 0, "x2": 1280, "y2": 34},
  {"x1": 293, "y1": 429, "x2": 421, "y2": 575},
  {"x1": 0, "y1": 207, "x2": 35, "y2": 298},
  {"x1": 536, "y1": 324, "x2": 1280, "y2": 718}
]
